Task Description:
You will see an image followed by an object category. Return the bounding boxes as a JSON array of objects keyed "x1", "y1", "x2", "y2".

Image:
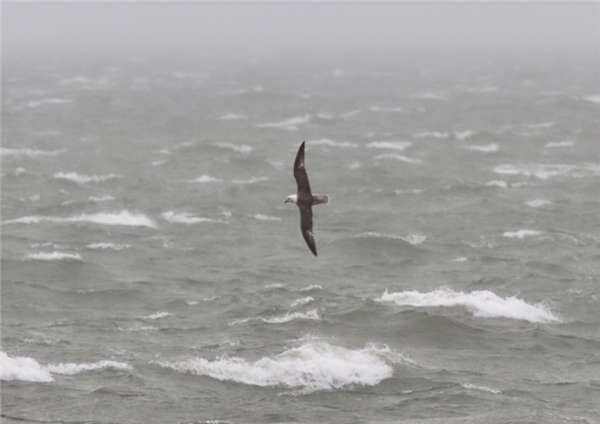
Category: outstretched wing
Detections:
[
  {"x1": 299, "y1": 204, "x2": 317, "y2": 256},
  {"x1": 294, "y1": 141, "x2": 312, "y2": 196}
]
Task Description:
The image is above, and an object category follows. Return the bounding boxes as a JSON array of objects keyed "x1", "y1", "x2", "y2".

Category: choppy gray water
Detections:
[{"x1": 2, "y1": 52, "x2": 599, "y2": 424}]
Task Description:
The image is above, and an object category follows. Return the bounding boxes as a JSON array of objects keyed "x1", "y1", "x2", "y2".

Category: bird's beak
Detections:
[{"x1": 284, "y1": 199, "x2": 289, "y2": 204}]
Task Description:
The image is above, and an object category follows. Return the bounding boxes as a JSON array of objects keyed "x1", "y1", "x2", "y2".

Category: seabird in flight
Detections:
[{"x1": 285, "y1": 141, "x2": 329, "y2": 256}]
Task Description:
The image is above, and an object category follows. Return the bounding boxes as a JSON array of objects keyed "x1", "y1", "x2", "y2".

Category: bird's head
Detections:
[{"x1": 285, "y1": 194, "x2": 298, "y2": 204}]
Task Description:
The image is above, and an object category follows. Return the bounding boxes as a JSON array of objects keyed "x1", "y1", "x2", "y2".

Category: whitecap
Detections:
[
  {"x1": 0, "y1": 148, "x2": 64, "y2": 158},
  {"x1": 215, "y1": 142, "x2": 252, "y2": 153},
  {"x1": 54, "y1": 172, "x2": 122, "y2": 184},
  {"x1": 370, "y1": 106, "x2": 402, "y2": 113},
  {"x1": 503, "y1": 230, "x2": 543, "y2": 239},
  {"x1": 372, "y1": 153, "x2": 421, "y2": 164},
  {"x1": 26, "y1": 98, "x2": 72, "y2": 108},
  {"x1": 415, "y1": 131, "x2": 450, "y2": 139},
  {"x1": 190, "y1": 174, "x2": 223, "y2": 183},
  {"x1": 378, "y1": 288, "x2": 560, "y2": 323},
  {"x1": 298, "y1": 284, "x2": 323, "y2": 292},
  {"x1": 161, "y1": 211, "x2": 217, "y2": 224},
  {"x1": 545, "y1": 141, "x2": 575, "y2": 148},
  {"x1": 525, "y1": 199, "x2": 552, "y2": 208},
  {"x1": 583, "y1": 95, "x2": 600, "y2": 104},
  {"x1": 154, "y1": 340, "x2": 392, "y2": 393},
  {"x1": 461, "y1": 383, "x2": 502, "y2": 394},
  {"x1": 0, "y1": 352, "x2": 54, "y2": 382},
  {"x1": 258, "y1": 115, "x2": 309, "y2": 131},
  {"x1": 485, "y1": 180, "x2": 508, "y2": 188},
  {"x1": 254, "y1": 214, "x2": 281, "y2": 221},
  {"x1": 307, "y1": 139, "x2": 358, "y2": 148},
  {"x1": 45, "y1": 360, "x2": 131, "y2": 375},
  {"x1": 454, "y1": 130, "x2": 476, "y2": 140},
  {"x1": 462, "y1": 144, "x2": 499, "y2": 153},
  {"x1": 232, "y1": 176, "x2": 269, "y2": 185},
  {"x1": 290, "y1": 297, "x2": 314, "y2": 308},
  {"x1": 142, "y1": 311, "x2": 173, "y2": 320},
  {"x1": 88, "y1": 195, "x2": 115, "y2": 202},
  {"x1": 494, "y1": 164, "x2": 600, "y2": 179},
  {"x1": 86, "y1": 243, "x2": 131, "y2": 250},
  {"x1": 366, "y1": 141, "x2": 412, "y2": 151},
  {"x1": 357, "y1": 232, "x2": 426, "y2": 245},
  {"x1": 220, "y1": 113, "x2": 248, "y2": 120},
  {"x1": 229, "y1": 309, "x2": 320, "y2": 326},
  {"x1": 4, "y1": 210, "x2": 156, "y2": 228},
  {"x1": 25, "y1": 252, "x2": 82, "y2": 261}
]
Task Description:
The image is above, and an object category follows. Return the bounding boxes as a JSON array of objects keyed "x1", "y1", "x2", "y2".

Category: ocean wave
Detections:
[
  {"x1": 366, "y1": 141, "x2": 412, "y2": 151},
  {"x1": 215, "y1": 142, "x2": 252, "y2": 153},
  {"x1": 220, "y1": 113, "x2": 248, "y2": 120},
  {"x1": 154, "y1": 341, "x2": 393, "y2": 393},
  {"x1": 26, "y1": 98, "x2": 72, "y2": 108},
  {"x1": 45, "y1": 360, "x2": 131, "y2": 375},
  {"x1": 141, "y1": 311, "x2": 173, "y2": 320},
  {"x1": 461, "y1": 383, "x2": 502, "y2": 394},
  {"x1": 493, "y1": 164, "x2": 600, "y2": 179},
  {"x1": 86, "y1": 243, "x2": 131, "y2": 250},
  {"x1": 545, "y1": 141, "x2": 575, "y2": 148},
  {"x1": 307, "y1": 139, "x2": 358, "y2": 148},
  {"x1": 462, "y1": 144, "x2": 499, "y2": 153},
  {"x1": 25, "y1": 251, "x2": 82, "y2": 261},
  {"x1": 503, "y1": 230, "x2": 543, "y2": 239},
  {"x1": 583, "y1": 95, "x2": 600, "y2": 104},
  {"x1": 414, "y1": 131, "x2": 451, "y2": 139},
  {"x1": 0, "y1": 147, "x2": 64, "y2": 158},
  {"x1": 88, "y1": 195, "x2": 115, "y2": 202},
  {"x1": 3, "y1": 210, "x2": 156, "y2": 228},
  {"x1": 0, "y1": 352, "x2": 131, "y2": 382},
  {"x1": 291, "y1": 297, "x2": 314, "y2": 308},
  {"x1": 190, "y1": 174, "x2": 223, "y2": 183},
  {"x1": 525, "y1": 199, "x2": 552, "y2": 208},
  {"x1": 254, "y1": 214, "x2": 281, "y2": 221},
  {"x1": 232, "y1": 176, "x2": 269, "y2": 185},
  {"x1": 258, "y1": 114, "x2": 309, "y2": 131},
  {"x1": 485, "y1": 180, "x2": 508, "y2": 188},
  {"x1": 378, "y1": 288, "x2": 561, "y2": 323},
  {"x1": 372, "y1": 153, "x2": 422, "y2": 164},
  {"x1": 370, "y1": 106, "x2": 402, "y2": 113},
  {"x1": 54, "y1": 172, "x2": 122, "y2": 184},
  {"x1": 229, "y1": 309, "x2": 320, "y2": 326},
  {"x1": 161, "y1": 211, "x2": 220, "y2": 224},
  {"x1": 1, "y1": 352, "x2": 54, "y2": 382},
  {"x1": 358, "y1": 232, "x2": 426, "y2": 246}
]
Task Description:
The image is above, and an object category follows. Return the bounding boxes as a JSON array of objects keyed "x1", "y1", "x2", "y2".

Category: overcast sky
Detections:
[{"x1": 3, "y1": 3, "x2": 599, "y2": 59}]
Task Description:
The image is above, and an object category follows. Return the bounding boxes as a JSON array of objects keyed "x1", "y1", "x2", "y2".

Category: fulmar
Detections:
[{"x1": 285, "y1": 141, "x2": 329, "y2": 256}]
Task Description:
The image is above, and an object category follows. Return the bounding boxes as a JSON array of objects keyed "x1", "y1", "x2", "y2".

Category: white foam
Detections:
[
  {"x1": 142, "y1": 311, "x2": 173, "y2": 320},
  {"x1": 463, "y1": 144, "x2": 499, "y2": 153},
  {"x1": 525, "y1": 199, "x2": 552, "y2": 208},
  {"x1": 161, "y1": 211, "x2": 216, "y2": 224},
  {"x1": 367, "y1": 141, "x2": 412, "y2": 151},
  {"x1": 372, "y1": 153, "x2": 421, "y2": 164},
  {"x1": 88, "y1": 195, "x2": 115, "y2": 202},
  {"x1": 191, "y1": 174, "x2": 223, "y2": 183},
  {"x1": 455, "y1": 130, "x2": 476, "y2": 140},
  {"x1": 26, "y1": 98, "x2": 72, "y2": 108},
  {"x1": 154, "y1": 341, "x2": 393, "y2": 393},
  {"x1": 485, "y1": 180, "x2": 508, "y2": 188},
  {"x1": 545, "y1": 141, "x2": 575, "y2": 148},
  {"x1": 291, "y1": 297, "x2": 314, "y2": 308},
  {"x1": 3, "y1": 210, "x2": 156, "y2": 228},
  {"x1": 461, "y1": 383, "x2": 502, "y2": 394},
  {"x1": 215, "y1": 142, "x2": 252, "y2": 153},
  {"x1": 232, "y1": 176, "x2": 269, "y2": 185},
  {"x1": 0, "y1": 148, "x2": 64, "y2": 158},
  {"x1": 254, "y1": 214, "x2": 281, "y2": 221},
  {"x1": 493, "y1": 164, "x2": 600, "y2": 180},
  {"x1": 0, "y1": 352, "x2": 54, "y2": 382},
  {"x1": 86, "y1": 243, "x2": 131, "y2": 250},
  {"x1": 25, "y1": 251, "x2": 82, "y2": 261},
  {"x1": 258, "y1": 115, "x2": 310, "y2": 131},
  {"x1": 45, "y1": 360, "x2": 131, "y2": 375},
  {"x1": 298, "y1": 284, "x2": 323, "y2": 292},
  {"x1": 503, "y1": 230, "x2": 543, "y2": 239},
  {"x1": 307, "y1": 139, "x2": 358, "y2": 148},
  {"x1": 54, "y1": 172, "x2": 121, "y2": 184},
  {"x1": 220, "y1": 113, "x2": 248, "y2": 120},
  {"x1": 358, "y1": 232, "x2": 426, "y2": 245},
  {"x1": 415, "y1": 131, "x2": 450, "y2": 139},
  {"x1": 229, "y1": 309, "x2": 320, "y2": 326},
  {"x1": 379, "y1": 288, "x2": 560, "y2": 323},
  {"x1": 583, "y1": 95, "x2": 600, "y2": 104},
  {"x1": 370, "y1": 106, "x2": 402, "y2": 113}
]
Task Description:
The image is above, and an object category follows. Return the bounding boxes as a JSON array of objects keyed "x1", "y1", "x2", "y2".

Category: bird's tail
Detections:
[{"x1": 312, "y1": 195, "x2": 330, "y2": 205}]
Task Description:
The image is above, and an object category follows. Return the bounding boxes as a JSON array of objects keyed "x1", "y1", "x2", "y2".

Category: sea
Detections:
[{"x1": 2, "y1": 49, "x2": 599, "y2": 424}]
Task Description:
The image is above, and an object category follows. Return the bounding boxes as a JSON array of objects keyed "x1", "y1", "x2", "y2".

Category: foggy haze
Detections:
[{"x1": 3, "y1": 3, "x2": 599, "y2": 61}]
